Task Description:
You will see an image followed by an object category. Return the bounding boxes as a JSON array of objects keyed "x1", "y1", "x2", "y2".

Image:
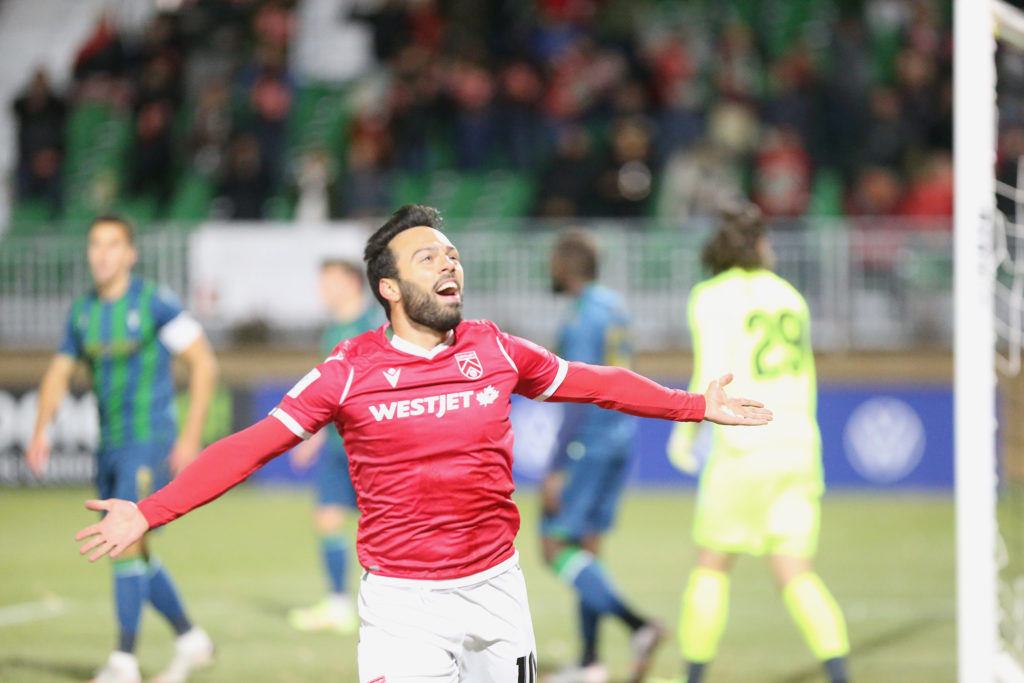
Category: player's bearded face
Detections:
[{"x1": 397, "y1": 276, "x2": 463, "y2": 332}]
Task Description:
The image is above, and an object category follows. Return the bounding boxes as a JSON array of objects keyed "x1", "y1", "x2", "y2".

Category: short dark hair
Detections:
[
  {"x1": 552, "y1": 229, "x2": 598, "y2": 281},
  {"x1": 701, "y1": 201, "x2": 767, "y2": 275},
  {"x1": 321, "y1": 258, "x2": 364, "y2": 282},
  {"x1": 90, "y1": 214, "x2": 136, "y2": 244},
  {"x1": 363, "y1": 204, "x2": 444, "y2": 318}
]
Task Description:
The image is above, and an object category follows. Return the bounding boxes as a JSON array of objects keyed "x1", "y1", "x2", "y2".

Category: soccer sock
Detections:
[
  {"x1": 113, "y1": 557, "x2": 150, "y2": 653},
  {"x1": 679, "y1": 567, "x2": 729, "y2": 667},
  {"x1": 579, "y1": 598, "x2": 600, "y2": 666},
  {"x1": 824, "y1": 656, "x2": 850, "y2": 683},
  {"x1": 781, "y1": 573, "x2": 850, "y2": 664},
  {"x1": 147, "y1": 557, "x2": 192, "y2": 636},
  {"x1": 320, "y1": 533, "x2": 349, "y2": 595},
  {"x1": 553, "y1": 547, "x2": 644, "y2": 630}
]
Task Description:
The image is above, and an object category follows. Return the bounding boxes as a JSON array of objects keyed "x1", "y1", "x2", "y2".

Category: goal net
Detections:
[{"x1": 959, "y1": 1, "x2": 1024, "y2": 680}]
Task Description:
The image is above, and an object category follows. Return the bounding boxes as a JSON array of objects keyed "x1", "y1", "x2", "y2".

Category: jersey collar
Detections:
[{"x1": 388, "y1": 328, "x2": 455, "y2": 359}]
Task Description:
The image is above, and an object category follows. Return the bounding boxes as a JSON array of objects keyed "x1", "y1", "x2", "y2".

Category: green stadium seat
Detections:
[
  {"x1": 168, "y1": 173, "x2": 215, "y2": 222},
  {"x1": 809, "y1": 169, "x2": 843, "y2": 217},
  {"x1": 392, "y1": 171, "x2": 430, "y2": 207}
]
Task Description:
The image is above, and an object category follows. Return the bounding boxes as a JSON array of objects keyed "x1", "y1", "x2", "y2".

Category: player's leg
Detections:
[
  {"x1": 356, "y1": 575, "x2": 461, "y2": 683},
  {"x1": 768, "y1": 487, "x2": 849, "y2": 683},
  {"x1": 117, "y1": 443, "x2": 213, "y2": 683},
  {"x1": 289, "y1": 444, "x2": 358, "y2": 633},
  {"x1": 457, "y1": 561, "x2": 538, "y2": 683},
  {"x1": 586, "y1": 458, "x2": 666, "y2": 683},
  {"x1": 542, "y1": 454, "x2": 659, "y2": 682},
  {"x1": 677, "y1": 460, "x2": 763, "y2": 683},
  {"x1": 678, "y1": 548, "x2": 734, "y2": 683},
  {"x1": 541, "y1": 456, "x2": 605, "y2": 680},
  {"x1": 89, "y1": 451, "x2": 146, "y2": 683}
]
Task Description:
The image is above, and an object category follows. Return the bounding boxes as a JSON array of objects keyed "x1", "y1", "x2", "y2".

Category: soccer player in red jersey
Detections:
[{"x1": 76, "y1": 205, "x2": 772, "y2": 683}]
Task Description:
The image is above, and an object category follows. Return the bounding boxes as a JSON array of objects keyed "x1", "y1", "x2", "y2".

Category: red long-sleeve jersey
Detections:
[{"x1": 138, "y1": 320, "x2": 705, "y2": 579}]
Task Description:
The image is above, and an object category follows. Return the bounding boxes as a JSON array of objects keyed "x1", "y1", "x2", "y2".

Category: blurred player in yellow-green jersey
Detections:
[{"x1": 665, "y1": 203, "x2": 849, "y2": 683}]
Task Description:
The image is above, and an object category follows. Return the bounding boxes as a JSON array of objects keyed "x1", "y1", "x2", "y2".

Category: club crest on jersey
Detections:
[{"x1": 455, "y1": 351, "x2": 484, "y2": 379}]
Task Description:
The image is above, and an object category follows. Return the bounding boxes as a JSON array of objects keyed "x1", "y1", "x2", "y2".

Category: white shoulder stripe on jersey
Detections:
[
  {"x1": 338, "y1": 367, "x2": 355, "y2": 405},
  {"x1": 494, "y1": 337, "x2": 519, "y2": 373},
  {"x1": 158, "y1": 312, "x2": 202, "y2": 355},
  {"x1": 534, "y1": 357, "x2": 569, "y2": 402},
  {"x1": 269, "y1": 408, "x2": 313, "y2": 440},
  {"x1": 287, "y1": 369, "x2": 321, "y2": 398}
]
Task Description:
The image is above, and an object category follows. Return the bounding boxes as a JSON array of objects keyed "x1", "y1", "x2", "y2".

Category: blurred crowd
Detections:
[
  {"x1": 12, "y1": 0, "x2": 955, "y2": 224},
  {"x1": 15, "y1": 0, "x2": 297, "y2": 220}
]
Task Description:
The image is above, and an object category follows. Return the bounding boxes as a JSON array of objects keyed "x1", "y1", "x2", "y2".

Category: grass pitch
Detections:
[{"x1": 0, "y1": 487, "x2": 953, "y2": 681}]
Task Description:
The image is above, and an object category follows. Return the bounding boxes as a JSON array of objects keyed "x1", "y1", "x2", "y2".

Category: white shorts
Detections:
[{"x1": 357, "y1": 552, "x2": 538, "y2": 683}]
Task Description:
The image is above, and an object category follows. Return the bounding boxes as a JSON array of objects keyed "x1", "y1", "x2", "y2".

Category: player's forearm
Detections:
[
  {"x1": 549, "y1": 362, "x2": 706, "y2": 422},
  {"x1": 177, "y1": 341, "x2": 219, "y2": 446},
  {"x1": 137, "y1": 416, "x2": 301, "y2": 528},
  {"x1": 32, "y1": 357, "x2": 73, "y2": 437}
]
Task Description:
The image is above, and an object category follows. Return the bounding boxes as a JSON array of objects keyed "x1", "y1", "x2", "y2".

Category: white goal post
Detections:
[
  {"x1": 957, "y1": 1, "x2": 1023, "y2": 681},
  {"x1": 955, "y1": 0, "x2": 996, "y2": 681}
]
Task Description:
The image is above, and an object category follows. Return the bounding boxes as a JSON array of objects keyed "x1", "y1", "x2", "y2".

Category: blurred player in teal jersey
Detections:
[
  {"x1": 27, "y1": 215, "x2": 219, "y2": 683},
  {"x1": 542, "y1": 230, "x2": 664, "y2": 683},
  {"x1": 287, "y1": 259, "x2": 383, "y2": 633},
  {"x1": 666, "y1": 204, "x2": 849, "y2": 683}
]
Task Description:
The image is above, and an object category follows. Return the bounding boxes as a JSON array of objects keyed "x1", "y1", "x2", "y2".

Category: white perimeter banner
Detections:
[{"x1": 189, "y1": 221, "x2": 373, "y2": 329}]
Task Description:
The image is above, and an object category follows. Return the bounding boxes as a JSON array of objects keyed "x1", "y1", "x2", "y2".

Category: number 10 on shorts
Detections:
[{"x1": 516, "y1": 652, "x2": 537, "y2": 682}]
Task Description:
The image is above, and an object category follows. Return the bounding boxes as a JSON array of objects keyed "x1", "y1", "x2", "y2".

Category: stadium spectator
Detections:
[
  {"x1": 349, "y1": 0, "x2": 414, "y2": 64},
  {"x1": 448, "y1": 59, "x2": 497, "y2": 170},
  {"x1": 127, "y1": 101, "x2": 176, "y2": 207},
  {"x1": 752, "y1": 126, "x2": 812, "y2": 219},
  {"x1": 73, "y1": 12, "x2": 128, "y2": 101},
  {"x1": 541, "y1": 230, "x2": 665, "y2": 683},
  {"x1": 533, "y1": 125, "x2": 600, "y2": 218},
  {"x1": 187, "y1": 79, "x2": 233, "y2": 176},
  {"x1": 859, "y1": 86, "x2": 917, "y2": 175},
  {"x1": 495, "y1": 59, "x2": 545, "y2": 169},
  {"x1": 292, "y1": 146, "x2": 339, "y2": 222},
  {"x1": 594, "y1": 117, "x2": 655, "y2": 217},
  {"x1": 388, "y1": 45, "x2": 442, "y2": 172},
  {"x1": 13, "y1": 68, "x2": 67, "y2": 211},
  {"x1": 667, "y1": 202, "x2": 850, "y2": 683},
  {"x1": 647, "y1": 32, "x2": 704, "y2": 157},
  {"x1": 31, "y1": 215, "x2": 219, "y2": 683},
  {"x1": 657, "y1": 141, "x2": 743, "y2": 223},
  {"x1": 76, "y1": 204, "x2": 772, "y2": 683},
  {"x1": 846, "y1": 165, "x2": 905, "y2": 216},
  {"x1": 900, "y1": 151, "x2": 953, "y2": 219},
  {"x1": 340, "y1": 137, "x2": 392, "y2": 218},
  {"x1": 286, "y1": 259, "x2": 383, "y2": 634},
  {"x1": 760, "y1": 45, "x2": 821, "y2": 165},
  {"x1": 217, "y1": 133, "x2": 273, "y2": 220},
  {"x1": 244, "y1": 46, "x2": 294, "y2": 189}
]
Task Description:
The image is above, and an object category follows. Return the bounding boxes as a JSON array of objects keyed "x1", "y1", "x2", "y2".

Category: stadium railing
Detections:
[{"x1": 0, "y1": 217, "x2": 951, "y2": 352}]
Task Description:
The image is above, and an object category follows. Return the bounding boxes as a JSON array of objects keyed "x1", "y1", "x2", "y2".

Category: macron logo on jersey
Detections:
[
  {"x1": 383, "y1": 367, "x2": 401, "y2": 388},
  {"x1": 368, "y1": 386, "x2": 500, "y2": 422}
]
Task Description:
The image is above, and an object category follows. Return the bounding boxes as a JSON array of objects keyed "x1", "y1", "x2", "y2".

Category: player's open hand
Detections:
[
  {"x1": 702, "y1": 373, "x2": 773, "y2": 426},
  {"x1": 75, "y1": 499, "x2": 149, "y2": 562},
  {"x1": 25, "y1": 433, "x2": 50, "y2": 477}
]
